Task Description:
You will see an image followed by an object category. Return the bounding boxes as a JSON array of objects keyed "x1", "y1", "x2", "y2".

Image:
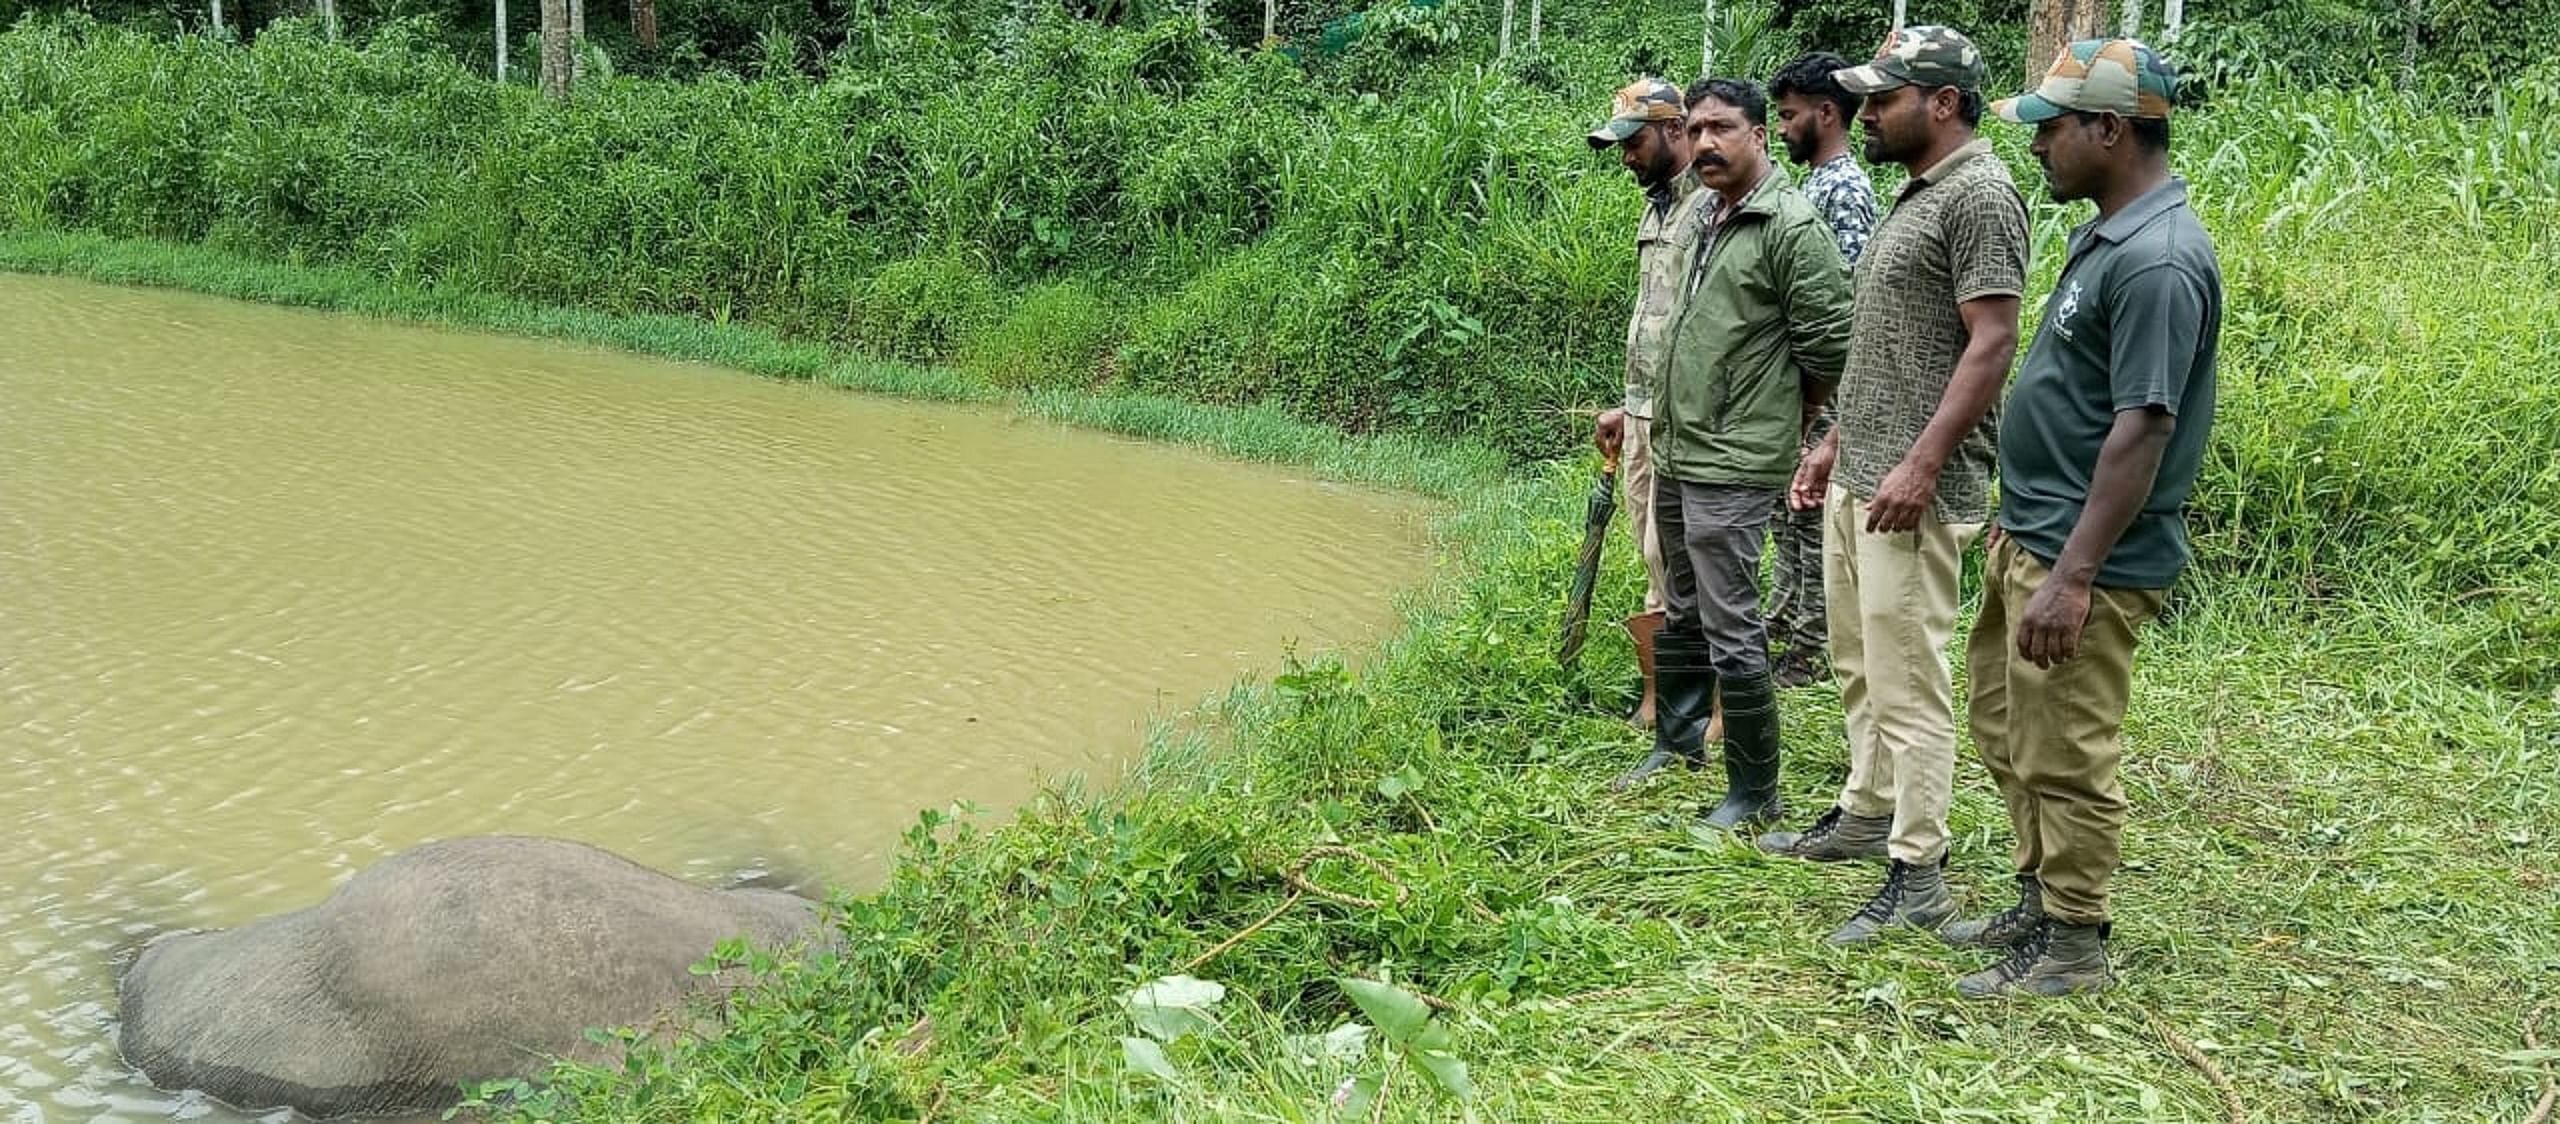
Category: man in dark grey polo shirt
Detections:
[
  {"x1": 1756, "y1": 26, "x2": 2031, "y2": 950},
  {"x1": 1946, "y1": 38, "x2": 2220, "y2": 999}
]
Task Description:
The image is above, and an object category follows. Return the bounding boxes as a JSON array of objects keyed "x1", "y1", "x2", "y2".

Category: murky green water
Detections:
[{"x1": 0, "y1": 273, "x2": 1435, "y2": 1121}]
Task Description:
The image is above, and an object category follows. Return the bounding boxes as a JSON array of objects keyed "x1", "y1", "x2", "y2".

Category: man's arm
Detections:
[
  {"x1": 2015, "y1": 407, "x2": 2174, "y2": 667},
  {"x1": 1862, "y1": 295, "x2": 2020, "y2": 531},
  {"x1": 1778, "y1": 215, "x2": 1854, "y2": 410},
  {"x1": 2016, "y1": 258, "x2": 2212, "y2": 667}
]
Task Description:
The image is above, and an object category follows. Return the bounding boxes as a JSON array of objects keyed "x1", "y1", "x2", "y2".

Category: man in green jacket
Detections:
[{"x1": 1648, "y1": 77, "x2": 1856, "y2": 830}]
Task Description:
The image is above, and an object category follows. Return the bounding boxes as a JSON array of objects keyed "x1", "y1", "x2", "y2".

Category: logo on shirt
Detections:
[{"x1": 2051, "y1": 279, "x2": 2084, "y2": 340}]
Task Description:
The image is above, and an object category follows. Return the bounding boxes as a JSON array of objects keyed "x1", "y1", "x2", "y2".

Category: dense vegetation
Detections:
[{"x1": 4, "y1": 0, "x2": 2557, "y2": 1118}]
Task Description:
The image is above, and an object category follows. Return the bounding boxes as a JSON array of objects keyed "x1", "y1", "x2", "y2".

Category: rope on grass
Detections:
[
  {"x1": 1176, "y1": 846, "x2": 1413, "y2": 975},
  {"x1": 2525, "y1": 1003, "x2": 2558, "y2": 1124},
  {"x1": 2149, "y1": 1014, "x2": 2247, "y2": 1124}
]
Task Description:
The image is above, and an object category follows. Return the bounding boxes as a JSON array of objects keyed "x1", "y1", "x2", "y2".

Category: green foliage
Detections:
[{"x1": 963, "y1": 278, "x2": 1121, "y2": 391}]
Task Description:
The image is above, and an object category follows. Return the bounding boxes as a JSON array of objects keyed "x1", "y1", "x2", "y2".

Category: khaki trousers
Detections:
[
  {"x1": 1824, "y1": 484, "x2": 1982, "y2": 865},
  {"x1": 1622, "y1": 413, "x2": 1668, "y2": 616},
  {"x1": 1967, "y1": 535, "x2": 2166, "y2": 925}
]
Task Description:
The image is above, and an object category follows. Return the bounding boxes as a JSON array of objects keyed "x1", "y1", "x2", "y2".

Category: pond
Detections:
[{"x1": 0, "y1": 273, "x2": 1436, "y2": 1121}]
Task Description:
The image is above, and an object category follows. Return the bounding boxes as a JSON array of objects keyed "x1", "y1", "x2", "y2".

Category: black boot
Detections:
[
  {"x1": 1700, "y1": 672, "x2": 1784, "y2": 830},
  {"x1": 1611, "y1": 626, "x2": 1715, "y2": 791}
]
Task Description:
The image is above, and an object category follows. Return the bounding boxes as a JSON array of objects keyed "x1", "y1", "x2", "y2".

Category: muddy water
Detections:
[{"x1": 0, "y1": 273, "x2": 1435, "y2": 1121}]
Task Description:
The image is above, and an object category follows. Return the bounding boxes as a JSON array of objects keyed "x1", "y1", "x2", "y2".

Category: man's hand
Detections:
[
  {"x1": 2016, "y1": 574, "x2": 2092, "y2": 669},
  {"x1": 1863, "y1": 457, "x2": 1939, "y2": 533},
  {"x1": 1594, "y1": 407, "x2": 1627, "y2": 461},
  {"x1": 1790, "y1": 431, "x2": 1837, "y2": 511}
]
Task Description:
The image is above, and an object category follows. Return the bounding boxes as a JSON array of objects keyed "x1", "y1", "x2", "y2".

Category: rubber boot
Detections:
[
  {"x1": 1622, "y1": 611, "x2": 1662, "y2": 730},
  {"x1": 1700, "y1": 672, "x2": 1784, "y2": 830},
  {"x1": 1610, "y1": 626, "x2": 1715, "y2": 791}
]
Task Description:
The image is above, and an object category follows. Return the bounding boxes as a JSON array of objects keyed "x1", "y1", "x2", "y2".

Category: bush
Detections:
[{"x1": 963, "y1": 280, "x2": 1122, "y2": 391}]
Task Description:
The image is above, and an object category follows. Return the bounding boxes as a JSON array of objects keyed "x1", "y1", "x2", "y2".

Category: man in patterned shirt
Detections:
[
  {"x1": 1757, "y1": 27, "x2": 2031, "y2": 950},
  {"x1": 1764, "y1": 51, "x2": 1880, "y2": 690}
]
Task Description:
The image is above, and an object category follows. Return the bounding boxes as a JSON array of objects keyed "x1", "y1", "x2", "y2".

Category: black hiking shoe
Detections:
[
  {"x1": 1955, "y1": 917, "x2": 2114, "y2": 999},
  {"x1": 1756, "y1": 805, "x2": 1889, "y2": 862},
  {"x1": 1826, "y1": 858, "x2": 1957, "y2": 946},
  {"x1": 1941, "y1": 874, "x2": 2044, "y2": 949}
]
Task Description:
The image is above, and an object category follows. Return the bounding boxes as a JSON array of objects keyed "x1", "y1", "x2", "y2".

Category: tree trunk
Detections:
[
  {"x1": 210, "y1": 0, "x2": 224, "y2": 35},
  {"x1": 1499, "y1": 0, "x2": 1513, "y2": 56},
  {"x1": 315, "y1": 0, "x2": 337, "y2": 38},
  {"x1": 2120, "y1": 0, "x2": 2141, "y2": 36},
  {"x1": 1529, "y1": 0, "x2": 1541, "y2": 46},
  {"x1": 539, "y1": 0, "x2": 571, "y2": 100},
  {"x1": 2027, "y1": 0, "x2": 2110, "y2": 84},
  {"x1": 569, "y1": 0, "x2": 585, "y2": 80},
  {"x1": 630, "y1": 0, "x2": 656, "y2": 48},
  {"x1": 495, "y1": 0, "x2": 508, "y2": 80},
  {"x1": 1261, "y1": 0, "x2": 1274, "y2": 44},
  {"x1": 2162, "y1": 0, "x2": 2185, "y2": 40},
  {"x1": 1700, "y1": 0, "x2": 1715, "y2": 76},
  {"x1": 2399, "y1": 0, "x2": 2420, "y2": 91}
]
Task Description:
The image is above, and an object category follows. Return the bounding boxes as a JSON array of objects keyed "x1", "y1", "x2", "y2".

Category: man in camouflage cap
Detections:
[
  {"x1": 1588, "y1": 78, "x2": 1729, "y2": 782},
  {"x1": 1830, "y1": 23, "x2": 1989, "y2": 100},
  {"x1": 1761, "y1": 24, "x2": 2033, "y2": 956},
  {"x1": 1949, "y1": 38, "x2": 2218, "y2": 1000}
]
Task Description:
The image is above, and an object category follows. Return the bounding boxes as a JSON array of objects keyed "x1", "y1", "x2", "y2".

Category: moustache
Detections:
[{"x1": 1695, "y1": 152, "x2": 1729, "y2": 169}]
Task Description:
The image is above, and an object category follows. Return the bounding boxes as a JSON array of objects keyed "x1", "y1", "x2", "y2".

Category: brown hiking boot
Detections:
[
  {"x1": 1826, "y1": 858, "x2": 1957, "y2": 945},
  {"x1": 1755, "y1": 805, "x2": 1889, "y2": 862},
  {"x1": 1955, "y1": 917, "x2": 2113, "y2": 999},
  {"x1": 1770, "y1": 646, "x2": 1829, "y2": 689},
  {"x1": 1941, "y1": 874, "x2": 2043, "y2": 949}
]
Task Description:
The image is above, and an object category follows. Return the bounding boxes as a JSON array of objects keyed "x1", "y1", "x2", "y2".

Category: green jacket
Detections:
[{"x1": 1650, "y1": 165, "x2": 1855, "y2": 487}]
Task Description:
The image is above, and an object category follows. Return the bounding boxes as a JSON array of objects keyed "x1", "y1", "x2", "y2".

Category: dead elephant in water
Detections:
[{"x1": 116, "y1": 834, "x2": 828, "y2": 1119}]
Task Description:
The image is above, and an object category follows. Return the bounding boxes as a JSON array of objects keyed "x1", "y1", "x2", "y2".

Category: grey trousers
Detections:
[
  {"x1": 1653, "y1": 474, "x2": 1779, "y2": 679},
  {"x1": 1767, "y1": 413, "x2": 1833, "y2": 654}
]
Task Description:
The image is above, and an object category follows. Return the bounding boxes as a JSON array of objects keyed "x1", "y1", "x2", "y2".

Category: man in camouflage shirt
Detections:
[
  {"x1": 1764, "y1": 51, "x2": 1881, "y2": 689},
  {"x1": 1590, "y1": 78, "x2": 1728, "y2": 787},
  {"x1": 1758, "y1": 27, "x2": 2032, "y2": 950}
]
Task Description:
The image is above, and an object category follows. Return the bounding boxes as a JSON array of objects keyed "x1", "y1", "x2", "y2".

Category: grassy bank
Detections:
[
  {"x1": 0, "y1": 229, "x2": 1508, "y2": 500},
  {"x1": 473, "y1": 474, "x2": 2553, "y2": 1118}
]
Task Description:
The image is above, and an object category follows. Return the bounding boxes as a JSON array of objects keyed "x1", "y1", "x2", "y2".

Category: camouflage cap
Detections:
[
  {"x1": 1832, "y1": 25, "x2": 1986, "y2": 94},
  {"x1": 1994, "y1": 38, "x2": 2177, "y2": 123},
  {"x1": 1588, "y1": 78, "x2": 1686, "y2": 148}
]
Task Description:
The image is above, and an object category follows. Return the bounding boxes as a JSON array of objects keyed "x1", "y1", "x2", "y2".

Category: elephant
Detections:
[{"x1": 116, "y1": 834, "x2": 828, "y2": 1119}]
